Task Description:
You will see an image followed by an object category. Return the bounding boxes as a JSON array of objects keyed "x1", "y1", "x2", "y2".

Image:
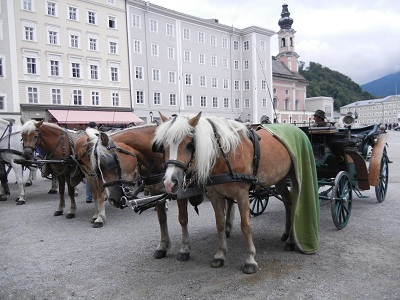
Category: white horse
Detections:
[{"x1": 0, "y1": 118, "x2": 31, "y2": 204}]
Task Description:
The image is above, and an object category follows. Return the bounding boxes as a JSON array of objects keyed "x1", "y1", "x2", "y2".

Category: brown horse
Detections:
[
  {"x1": 153, "y1": 112, "x2": 320, "y2": 274},
  {"x1": 85, "y1": 125, "x2": 235, "y2": 262},
  {"x1": 21, "y1": 120, "x2": 85, "y2": 220}
]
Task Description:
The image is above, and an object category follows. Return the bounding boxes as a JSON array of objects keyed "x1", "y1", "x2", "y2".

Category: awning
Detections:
[{"x1": 48, "y1": 110, "x2": 144, "y2": 124}]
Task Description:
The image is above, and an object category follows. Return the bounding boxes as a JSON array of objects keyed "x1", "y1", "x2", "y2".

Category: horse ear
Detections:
[
  {"x1": 20, "y1": 118, "x2": 25, "y2": 125},
  {"x1": 189, "y1": 112, "x2": 202, "y2": 127},
  {"x1": 36, "y1": 120, "x2": 44, "y2": 128},
  {"x1": 99, "y1": 132, "x2": 109, "y2": 146},
  {"x1": 159, "y1": 111, "x2": 169, "y2": 123}
]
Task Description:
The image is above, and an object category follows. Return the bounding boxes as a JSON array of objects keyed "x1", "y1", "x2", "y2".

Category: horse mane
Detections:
[
  {"x1": 154, "y1": 115, "x2": 249, "y2": 184},
  {"x1": 85, "y1": 128, "x2": 109, "y2": 173},
  {"x1": 21, "y1": 120, "x2": 60, "y2": 134}
]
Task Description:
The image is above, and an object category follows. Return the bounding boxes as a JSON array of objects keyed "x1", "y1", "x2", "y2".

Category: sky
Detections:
[{"x1": 148, "y1": 0, "x2": 400, "y2": 85}]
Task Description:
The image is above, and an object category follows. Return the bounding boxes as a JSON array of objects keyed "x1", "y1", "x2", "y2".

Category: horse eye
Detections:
[{"x1": 187, "y1": 141, "x2": 194, "y2": 150}]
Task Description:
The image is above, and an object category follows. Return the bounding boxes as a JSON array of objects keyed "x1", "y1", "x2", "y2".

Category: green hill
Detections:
[{"x1": 299, "y1": 62, "x2": 375, "y2": 110}]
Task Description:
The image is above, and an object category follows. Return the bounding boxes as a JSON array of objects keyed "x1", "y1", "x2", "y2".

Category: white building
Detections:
[
  {"x1": 126, "y1": 0, "x2": 274, "y2": 124},
  {"x1": 0, "y1": 0, "x2": 138, "y2": 128}
]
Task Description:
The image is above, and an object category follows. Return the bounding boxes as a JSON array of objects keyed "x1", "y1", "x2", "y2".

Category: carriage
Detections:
[{"x1": 249, "y1": 115, "x2": 389, "y2": 229}]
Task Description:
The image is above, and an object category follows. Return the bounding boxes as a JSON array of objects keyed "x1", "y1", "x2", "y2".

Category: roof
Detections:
[
  {"x1": 341, "y1": 95, "x2": 400, "y2": 108},
  {"x1": 272, "y1": 58, "x2": 308, "y2": 83}
]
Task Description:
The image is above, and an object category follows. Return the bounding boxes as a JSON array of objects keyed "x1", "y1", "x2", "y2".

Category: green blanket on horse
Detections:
[{"x1": 261, "y1": 124, "x2": 319, "y2": 253}]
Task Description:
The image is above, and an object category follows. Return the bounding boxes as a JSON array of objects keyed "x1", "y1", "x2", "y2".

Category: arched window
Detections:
[
  {"x1": 281, "y1": 38, "x2": 285, "y2": 47},
  {"x1": 284, "y1": 98, "x2": 290, "y2": 110},
  {"x1": 290, "y1": 37, "x2": 293, "y2": 46},
  {"x1": 273, "y1": 97, "x2": 278, "y2": 109},
  {"x1": 295, "y1": 99, "x2": 299, "y2": 111}
]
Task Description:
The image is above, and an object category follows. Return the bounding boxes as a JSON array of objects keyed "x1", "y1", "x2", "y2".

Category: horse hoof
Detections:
[
  {"x1": 211, "y1": 258, "x2": 224, "y2": 268},
  {"x1": 48, "y1": 190, "x2": 57, "y2": 194},
  {"x1": 154, "y1": 250, "x2": 167, "y2": 259},
  {"x1": 281, "y1": 233, "x2": 289, "y2": 242},
  {"x1": 54, "y1": 211, "x2": 63, "y2": 216},
  {"x1": 0, "y1": 197, "x2": 7, "y2": 201},
  {"x1": 16, "y1": 200, "x2": 25, "y2": 205},
  {"x1": 66, "y1": 213, "x2": 75, "y2": 219},
  {"x1": 225, "y1": 231, "x2": 231, "y2": 239},
  {"x1": 177, "y1": 252, "x2": 190, "y2": 262},
  {"x1": 25, "y1": 182, "x2": 32, "y2": 187},
  {"x1": 242, "y1": 263, "x2": 257, "y2": 274},
  {"x1": 93, "y1": 222, "x2": 103, "y2": 228},
  {"x1": 284, "y1": 243, "x2": 295, "y2": 251}
]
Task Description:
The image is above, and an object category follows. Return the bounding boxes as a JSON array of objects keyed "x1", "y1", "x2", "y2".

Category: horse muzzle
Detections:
[{"x1": 22, "y1": 147, "x2": 34, "y2": 160}]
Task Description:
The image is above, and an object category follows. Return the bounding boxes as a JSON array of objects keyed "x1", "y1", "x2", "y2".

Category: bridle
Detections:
[{"x1": 22, "y1": 128, "x2": 68, "y2": 159}]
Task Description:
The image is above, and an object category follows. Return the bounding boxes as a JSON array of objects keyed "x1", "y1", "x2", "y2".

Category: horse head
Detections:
[
  {"x1": 88, "y1": 129, "x2": 139, "y2": 208},
  {"x1": 153, "y1": 112, "x2": 203, "y2": 194},
  {"x1": 21, "y1": 120, "x2": 43, "y2": 159}
]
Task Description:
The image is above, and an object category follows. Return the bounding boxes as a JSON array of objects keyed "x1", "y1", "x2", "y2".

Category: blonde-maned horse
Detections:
[{"x1": 153, "y1": 112, "x2": 319, "y2": 274}]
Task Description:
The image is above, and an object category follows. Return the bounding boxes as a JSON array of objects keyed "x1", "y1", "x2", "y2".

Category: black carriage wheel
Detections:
[
  {"x1": 331, "y1": 171, "x2": 353, "y2": 230},
  {"x1": 249, "y1": 190, "x2": 269, "y2": 216},
  {"x1": 375, "y1": 150, "x2": 389, "y2": 203}
]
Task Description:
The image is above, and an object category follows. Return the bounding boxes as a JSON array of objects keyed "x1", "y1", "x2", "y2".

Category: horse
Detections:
[
  {"x1": 153, "y1": 112, "x2": 320, "y2": 274},
  {"x1": 0, "y1": 118, "x2": 31, "y2": 204},
  {"x1": 86, "y1": 124, "x2": 232, "y2": 262},
  {"x1": 21, "y1": 120, "x2": 85, "y2": 219}
]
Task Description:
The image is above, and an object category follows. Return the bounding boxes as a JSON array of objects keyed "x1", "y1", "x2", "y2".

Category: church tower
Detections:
[{"x1": 276, "y1": 4, "x2": 299, "y2": 72}]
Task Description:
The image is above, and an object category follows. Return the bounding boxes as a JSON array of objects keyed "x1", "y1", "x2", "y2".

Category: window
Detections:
[
  {"x1": 108, "y1": 16, "x2": 116, "y2": 29},
  {"x1": 71, "y1": 63, "x2": 80, "y2": 78},
  {"x1": 222, "y1": 38, "x2": 228, "y2": 49},
  {"x1": 91, "y1": 91, "x2": 99, "y2": 105},
  {"x1": 199, "y1": 53, "x2": 205, "y2": 65},
  {"x1": 234, "y1": 60, "x2": 239, "y2": 70},
  {"x1": 184, "y1": 50, "x2": 191, "y2": 62},
  {"x1": 0, "y1": 96, "x2": 4, "y2": 110},
  {"x1": 24, "y1": 26, "x2": 34, "y2": 41},
  {"x1": 233, "y1": 40, "x2": 239, "y2": 50},
  {"x1": 212, "y1": 97, "x2": 218, "y2": 108},
  {"x1": 199, "y1": 75, "x2": 206, "y2": 87},
  {"x1": 295, "y1": 99, "x2": 299, "y2": 111},
  {"x1": 88, "y1": 11, "x2": 96, "y2": 25},
  {"x1": 133, "y1": 40, "x2": 141, "y2": 53},
  {"x1": 211, "y1": 55, "x2": 217, "y2": 67},
  {"x1": 27, "y1": 87, "x2": 38, "y2": 103},
  {"x1": 110, "y1": 67, "x2": 119, "y2": 82},
  {"x1": 234, "y1": 80, "x2": 240, "y2": 90},
  {"x1": 167, "y1": 47, "x2": 175, "y2": 60},
  {"x1": 112, "y1": 92, "x2": 119, "y2": 106},
  {"x1": 244, "y1": 41, "x2": 250, "y2": 50},
  {"x1": 132, "y1": 14, "x2": 140, "y2": 28},
  {"x1": 222, "y1": 58, "x2": 229, "y2": 69},
  {"x1": 183, "y1": 28, "x2": 190, "y2": 40},
  {"x1": 244, "y1": 80, "x2": 250, "y2": 90},
  {"x1": 273, "y1": 98, "x2": 278, "y2": 108},
  {"x1": 150, "y1": 19, "x2": 158, "y2": 32},
  {"x1": 198, "y1": 32, "x2": 205, "y2": 43},
  {"x1": 89, "y1": 38, "x2": 97, "y2": 51},
  {"x1": 211, "y1": 77, "x2": 217, "y2": 88},
  {"x1": 151, "y1": 44, "x2": 159, "y2": 56},
  {"x1": 285, "y1": 98, "x2": 289, "y2": 110},
  {"x1": 0, "y1": 58, "x2": 3, "y2": 77},
  {"x1": 68, "y1": 6, "x2": 77, "y2": 20},
  {"x1": 136, "y1": 91, "x2": 144, "y2": 104},
  {"x1": 223, "y1": 98, "x2": 229, "y2": 108},
  {"x1": 152, "y1": 69, "x2": 160, "y2": 82},
  {"x1": 210, "y1": 35, "x2": 216, "y2": 46},
  {"x1": 51, "y1": 88, "x2": 61, "y2": 104},
  {"x1": 153, "y1": 92, "x2": 161, "y2": 105},
  {"x1": 22, "y1": 0, "x2": 33, "y2": 11},
  {"x1": 243, "y1": 60, "x2": 249, "y2": 70},
  {"x1": 200, "y1": 96, "x2": 207, "y2": 107},
  {"x1": 50, "y1": 60, "x2": 59, "y2": 76},
  {"x1": 70, "y1": 34, "x2": 79, "y2": 48},
  {"x1": 90, "y1": 65, "x2": 98, "y2": 80},
  {"x1": 262, "y1": 98, "x2": 267, "y2": 108},
  {"x1": 135, "y1": 66, "x2": 143, "y2": 79},
  {"x1": 223, "y1": 78, "x2": 229, "y2": 89},
  {"x1": 46, "y1": 1, "x2": 57, "y2": 16},
  {"x1": 73, "y1": 89, "x2": 82, "y2": 105},
  {"x1": 234, "y1": 98, "x2": 240, "y2": 109},
  {"x1": 109, "y1": 41, "x2": 117, "y2": 54},
  {"x1": 260, "y1": 60, "x2": 266, "y2": 70},
  {"x1": 169, "y1": 94, "x2": 176, "y2": 106},
  {"x1": 186, "y1": 95, "x2": 193, "y2": 107},
  {"x1": 244, "y1": 98, "x2": 250, "y2": 108},
  {"x1": 261, "y1": 80, "x2": 266, "y2": 90},
  {"x1": 27, "y1": 58, "x2": 37, "y2": 74},
  {"x1": 48, "y1": 31, "x2": 58, "y2": 45},
  {"x1": 166, "y1": 24, "x2": 174, "y2": 37},
  {"x1": 185, "y1": 74, "x2": 192, "y2": 85},
  {"x1": 168, "y1": 71, "x2": 176, "y2": 84},
  {"x1": 260, "y1": 40, "x2": 266, "y2": 51}
]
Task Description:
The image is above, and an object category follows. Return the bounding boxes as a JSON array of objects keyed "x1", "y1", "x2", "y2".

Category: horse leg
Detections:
[
  {"x1": 225, "y1": 199, "x2": 235, "y2": 238},
  {"x1": 91, "y1": 180, "x2": 106, "y2": 228},
  {"x1": 25, "y1": 168, "x2": 35, "y2": 187},
  {"x1": 65, "y1": 180, "x2": 77, "y2": 219},
  {"x1": 208, "y1": 190, "x2": 228, "y2": 269},
  {"x1": 176, "y1": 198, "x2": 190, "y2": 261},
  {"x1": 12, "y1": 162, "x2": 26, "y2": 205},
  {"x1": 154, "y1": 201, "x2": 170, "y2": 259},
  {"x1": 54, "y1": 176, "x2": 65, "y2": 216},
  {"x1": 48, "y1": 176, "x2": 58, "y2": 194}
]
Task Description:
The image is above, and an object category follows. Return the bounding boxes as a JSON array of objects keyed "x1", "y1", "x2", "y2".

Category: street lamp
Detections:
[{"x1": 149, "y1": 111, "x2": 153, "y2": 123}]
